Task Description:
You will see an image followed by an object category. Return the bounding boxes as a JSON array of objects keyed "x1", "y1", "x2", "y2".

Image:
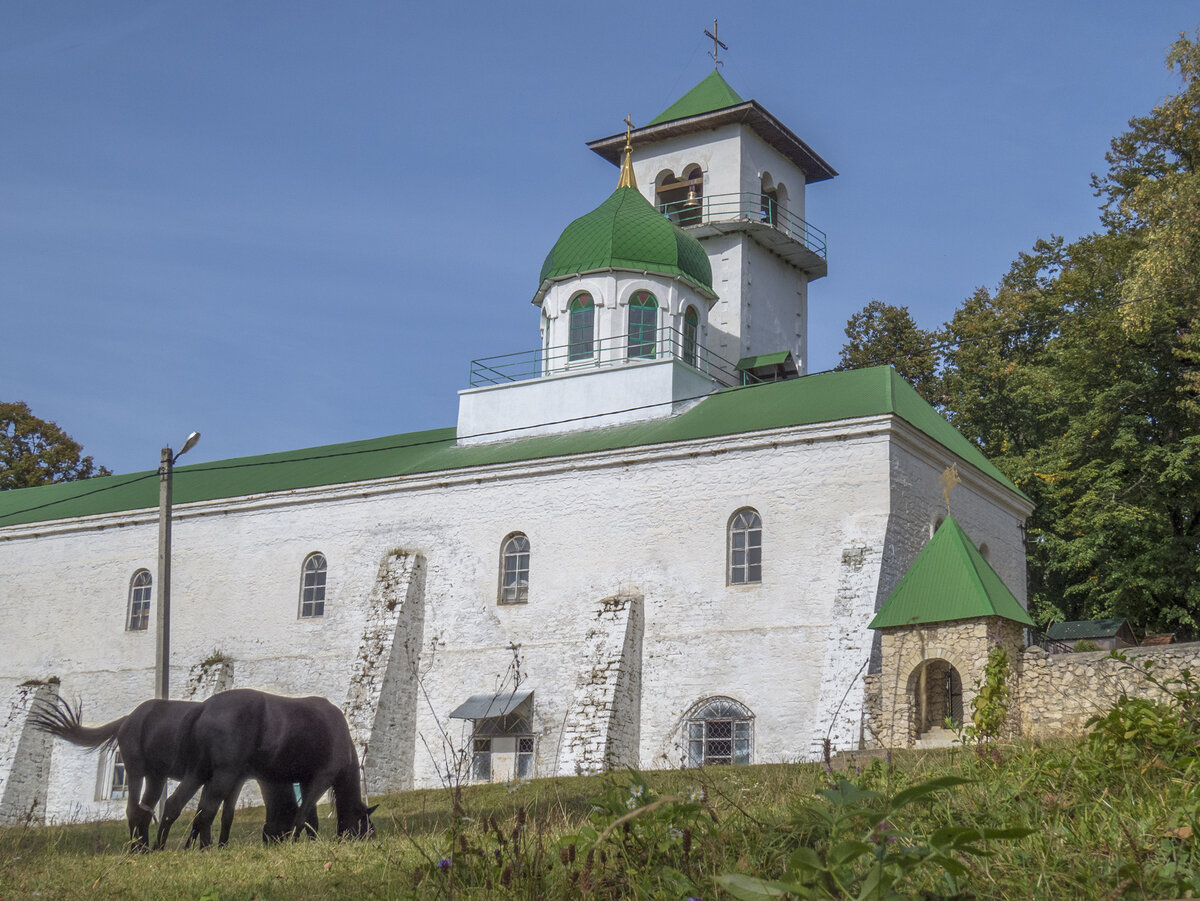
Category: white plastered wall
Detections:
[{"x1": 0, "y1": 416, "x2": 1028, "y2": 820}]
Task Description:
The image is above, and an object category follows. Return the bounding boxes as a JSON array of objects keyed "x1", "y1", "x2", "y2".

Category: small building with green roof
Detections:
[{"x1": 0, "y1": 61, "x2": 1036, "y2": 825}]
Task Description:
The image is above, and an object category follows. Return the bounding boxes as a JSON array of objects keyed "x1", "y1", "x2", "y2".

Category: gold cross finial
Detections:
[
  {"x1": 704, "y1": 19, "x2": 728, "y2": 68},
  {"x1": 940, "y1": 464, "x2": 961, "y2": 517},
  {"x1": 617, "y1": 114, "x2": 637, "y2": 189}
]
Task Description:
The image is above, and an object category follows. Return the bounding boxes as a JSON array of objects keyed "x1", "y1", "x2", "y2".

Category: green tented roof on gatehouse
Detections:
[
  {"x1": 649, "y1": 70, "x2": 744, "y2": 126},
  {"x1": 536, "y1": 186, "x2": 713, "y2": 299},
  {"x1": 869, "y1": 516, "x2": 1035, "y2": 630}
]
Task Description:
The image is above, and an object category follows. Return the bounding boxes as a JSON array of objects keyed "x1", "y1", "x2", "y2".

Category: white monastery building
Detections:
[{"x1": 0, "y1": 69, "x2": 1033, "y2": 824}]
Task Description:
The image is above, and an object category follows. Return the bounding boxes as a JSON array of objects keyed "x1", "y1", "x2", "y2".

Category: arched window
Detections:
[
  {"x1": 686, "y1": 697, "x2": 753, "y2": 767},
  {"x1": 299, "y1": 553, "x2": 327, "y2": 618},
  {"x1": 127, "y1": 570, "x2": 152, "y2": 631},
  {"x1": 760, "y1": 173, "x2": 779, "y2": 226},
  {"x1": 728, "y1": 508, "x2": 762, "y2": 584},
  {"x1": 499, "y1": 533, "x2": 530, "y2": 605},
  {"x1": 683, "y1": 306, "x2": 699, "y2": 367},
  {"x1": 568, "y1": 294, "x2": 595, "y2": 362},
  {"x1": 628, "y1": 291, "x2": 658, "y2": 359}
]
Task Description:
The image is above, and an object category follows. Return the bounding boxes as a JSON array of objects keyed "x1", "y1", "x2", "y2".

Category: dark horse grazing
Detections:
[
  {"x1": 156, "y1": 689, "x2": 375, "y2": 848},
  {"x1": 30, "y1": 697, "x2": 313, "y2": 849}
]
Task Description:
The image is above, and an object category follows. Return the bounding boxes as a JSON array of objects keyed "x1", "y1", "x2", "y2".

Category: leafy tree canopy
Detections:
[
  {"x1": 835, "y1": 299, "x2": 942, "y2": 405},
  {"x1": 0, "y1": 402, "x2": 110, "y2": 490}
]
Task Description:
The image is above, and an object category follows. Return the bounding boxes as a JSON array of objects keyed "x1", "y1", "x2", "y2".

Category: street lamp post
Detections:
[{"x1": 155, "y1": 431, "x2": 200, "y2": 701}]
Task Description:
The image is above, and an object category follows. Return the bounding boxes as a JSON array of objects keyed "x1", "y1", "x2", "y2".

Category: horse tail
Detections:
[{"x1": 28, "y1": 696, "x2": 123, "y2": 752}]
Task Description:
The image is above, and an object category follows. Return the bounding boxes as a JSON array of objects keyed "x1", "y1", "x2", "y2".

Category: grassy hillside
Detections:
[{"x1": 1, "y1": 732, "x2": 1198, "y2": 900}]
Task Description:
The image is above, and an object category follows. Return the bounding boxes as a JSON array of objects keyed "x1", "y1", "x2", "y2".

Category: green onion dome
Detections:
[{"x1": 537, "y1": 187, "x2": 713, "y2": 296}]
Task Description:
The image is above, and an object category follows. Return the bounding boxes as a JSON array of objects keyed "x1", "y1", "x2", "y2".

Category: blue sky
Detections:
[{"x1": 2, "y1": 1, "x2": 1195, "y2": 475}]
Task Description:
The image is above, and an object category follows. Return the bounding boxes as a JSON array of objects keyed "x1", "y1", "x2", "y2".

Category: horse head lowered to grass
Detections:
[
  {"x1": 29, "y1": 697, "x2": 311, "y2": 849},
  {"x1": 155, "y1": 688, "x2": 376, "y2": 848}
]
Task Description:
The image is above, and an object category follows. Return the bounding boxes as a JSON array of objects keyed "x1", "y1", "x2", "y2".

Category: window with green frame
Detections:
[
  {"x1": 683, "y1": 306, "x2": 699, "y2": 367},
  {"x1": 628, "y1": 291, "x2": 657, "y2": 359},
  {"x1": 568, "y1": 294, "x2": 595, "y2": 361}
]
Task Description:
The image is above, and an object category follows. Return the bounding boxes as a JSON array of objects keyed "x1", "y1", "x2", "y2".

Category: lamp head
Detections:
[{"x1": 177, "y1": 431, "x2": 201, "y2": 460}]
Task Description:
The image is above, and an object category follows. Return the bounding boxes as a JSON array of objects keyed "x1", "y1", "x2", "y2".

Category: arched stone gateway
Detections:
[{"x1": 906, "y1": 658, "x2": 963, "y2": 745}]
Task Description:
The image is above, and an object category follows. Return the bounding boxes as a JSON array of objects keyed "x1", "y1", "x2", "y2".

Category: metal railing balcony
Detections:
[
  {"x1": 469, "y1": 326, "x2": 748, "y2": 389},
  {"x1": 659, "y1": 192, "x2": 827, "y2": 259}
]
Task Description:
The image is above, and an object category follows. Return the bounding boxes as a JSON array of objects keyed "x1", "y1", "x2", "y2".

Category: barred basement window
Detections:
[
  {"x1": 299, "y1": 553, "x2": 327, "y2": 618},
  {"x1": 99, "y1": 749, "x2": 128, "y2": 800},
  {"x1": 471, "y1": 715, "x2": 535, "y2": 783},
  {"x1": 628, "y1": 291, "x2": 658, "y2": 359},
  {"x1": 127, "y1": 569, "x2": 152, "y2": 631},
  {"x1": 728, "y1": 508, "x2": 762, "y2": 584},
  {"x1": 686, "y1": 697, "x2": 753, "y2": 767},
  {"x1": 472, "y1": 738, "x2": 492, "y2": 782},
  {"x1": 499, "y1": 533, "x2": 530, "y2": 605}
]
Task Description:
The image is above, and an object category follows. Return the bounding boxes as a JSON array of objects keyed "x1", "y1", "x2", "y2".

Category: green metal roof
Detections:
[
  {"x1": 1046, "y1": 619, "x2": 1129, "y2": 641},
  {"x1": 0, "y1": 367, "x2": 1025, "y2": 528},
  {"x1": 649, "y1": 70, "x2": 744, "y2": 126},
  {"x1": 869, "y1": 516, "x2": 1035, "y2": 629},
  {"x1": 537, "y1": 187, "x2": 712, "y2": 298}
]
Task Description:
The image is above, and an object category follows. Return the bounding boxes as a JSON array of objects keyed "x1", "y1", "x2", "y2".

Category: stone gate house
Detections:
[{"x1": 0, "y1": 70, "x2": 1036, "y2": 826}]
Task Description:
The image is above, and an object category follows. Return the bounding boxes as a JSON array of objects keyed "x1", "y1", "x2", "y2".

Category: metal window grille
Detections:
[
  {"x1": 686, "y1": 700, "x2": 753, "y2": 766},
  {"x1": 110, "y1": 751, "x2": 129, "y2": 799},
  {"x1": 471, "y1": 738, "x2": 491, "y2": 782},
  {"x1": 729, "y1": 510, "x2": 763, "y2": 584},
  {"x1": 499, "y1": 534, "x2": 530, "y2": 604},
  {"x1": 127, "y1": 570, "x2": 152, "y2": 631},
  {"x1": 628, "y1": 292, "x2": 658, "y2": 359},
  {"x1": 568, "y1": 295, "x2": 595, "y2": 361},
  {"x1": 300, "y1": 553, "x2": 327, "y2": 618},
  {"x1": 517, "y1": 737, "x2": 535, "y2": 778}
]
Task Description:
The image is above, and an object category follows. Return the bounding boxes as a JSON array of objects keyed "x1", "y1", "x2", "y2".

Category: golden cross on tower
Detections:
[
  {"x1": 617, "y1": 114, "x2": 637, "y2": 189},
  {"x1": 704, "y1": 19, "x2": 727, "y2": 68},
  {"x1": 939, "y1": 464, "x2": 962, "y2": 517}
]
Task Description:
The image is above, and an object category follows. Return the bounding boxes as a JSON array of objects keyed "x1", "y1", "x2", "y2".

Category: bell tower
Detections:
[{"x1": 586, "y1": 56, "x2": 836, "y2": 375}]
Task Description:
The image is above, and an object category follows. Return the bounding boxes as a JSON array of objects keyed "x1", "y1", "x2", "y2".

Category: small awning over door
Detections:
[{"x1": 449, "y1": 689, "x2": 533, "y2": 720}]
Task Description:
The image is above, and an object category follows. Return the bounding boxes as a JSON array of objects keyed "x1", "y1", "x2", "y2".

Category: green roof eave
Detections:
[
  {"x1": 531, "y1": 265, "x2": 717, "y2": 307},
  {"x1": 648, "y1": 70, "x2": 744, "y2": 125},
  {"x1": 1046, "y1": 619, "x2": 1129, "y2": 640},
  {"x1": 0, "y1": 367, "x2": 1027, "y2": 528},
  {"x1": 869, "y1": 516, "x2": 1035, "y2": 629}
]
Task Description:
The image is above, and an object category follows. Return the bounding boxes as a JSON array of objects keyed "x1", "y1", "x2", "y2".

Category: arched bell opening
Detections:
[{"x1": 906, "y1": 658, "x2": 963, "y2": 741}]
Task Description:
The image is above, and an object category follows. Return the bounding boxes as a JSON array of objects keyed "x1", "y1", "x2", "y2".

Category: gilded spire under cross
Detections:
[
  {"x1": 617, "y1": 114, "x2": 637, "y2": 189},
  {"x1": 705, "y1": 19, "x2": 727, "y2": 68},
  {"x1": 940, "y1": 464, "x2": 961, "y2": 517}
]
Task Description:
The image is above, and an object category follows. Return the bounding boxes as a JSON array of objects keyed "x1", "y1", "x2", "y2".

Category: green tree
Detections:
[
  {"x1": 0, "y1": 402, "x2": 110, "y2": 490},
  {"x1": 939, "y1": 32, "x2": 1200, "y2": 634},
  {"x1": 835, "y1": 299, "x2": 942, "y2": 404}
]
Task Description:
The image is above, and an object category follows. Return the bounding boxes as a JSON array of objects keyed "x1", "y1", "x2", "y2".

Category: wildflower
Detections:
[
  {"x1": 630, "y1": 783, "x2": 644, "y2": 798},
  {"x1": 688, "y1": 788, "x2": 704, "y2": 802},
  {"x1": 437, "y1": 857, "x2": 452, "y2": 871},
  {"x1": 625, "y1": 797, "x2": 638, "y2": 809},
  {"x1": 668, "y1": 826, "x2": 682, "y2": 842}
]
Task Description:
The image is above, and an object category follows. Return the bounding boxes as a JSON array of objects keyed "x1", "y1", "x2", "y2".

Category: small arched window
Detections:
[
  {"x1": 686, "y1": 697, "x2": 753, "y2": 767},
  {"x1": 499, "y1": 533, "x2": 530, "y2": 605},
  {"x1": 299, "y1": 553, "x2": 327, "y2": 619},
  {"x1": 728, "y1": 508, "x2": 762, "y2": 584},
  {"x1": 683, "y1": 306, "x2": 700, "y2": 367},
  {"x1": 760, "y1": 173, "x2": 779, "y2": 226},
  {"x1": 568, "y1": 294, "x2": 595, "y2": 362},
  {"x1": 628, "y1": 291, "x2": 658, "y2": 359},
  {"x1": 127, "y1": 570, "x2": 152, "y2": 631}
]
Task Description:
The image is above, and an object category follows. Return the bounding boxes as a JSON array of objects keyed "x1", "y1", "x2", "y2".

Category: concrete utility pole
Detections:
[{"x1": 155, "y1": 432, "x2": 200, "y2": 701}]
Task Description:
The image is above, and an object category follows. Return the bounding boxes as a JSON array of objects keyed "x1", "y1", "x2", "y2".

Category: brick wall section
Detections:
[
  {"x1": 1018, "y1": 642, "x2": 1200, "y2": 739},
  {"x1": 0, "y1": 681, "x2": 57, "y2": 826},
  {"x1": 557, "y1": 593, "x2": 643, "y2": 774},
  {"x1": 343, "y1": 550, "x2": 426, "y2": 794}
]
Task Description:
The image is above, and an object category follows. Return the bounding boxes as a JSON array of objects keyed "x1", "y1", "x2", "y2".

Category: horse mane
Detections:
[{"x1": 28, "y1": 696, "x2": 122, "y2": 752}]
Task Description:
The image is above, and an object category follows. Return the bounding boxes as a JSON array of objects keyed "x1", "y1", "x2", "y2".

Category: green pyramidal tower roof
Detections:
[
  {"x1": 537, "y1": 186, "x2": 713, "y2": 297},
  {"x1": 869, "y1": 516, "x2": 1034, "y2": 629},
  {"x1": 649, "y1": 70, "x2": 744, "y2": 125}
]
